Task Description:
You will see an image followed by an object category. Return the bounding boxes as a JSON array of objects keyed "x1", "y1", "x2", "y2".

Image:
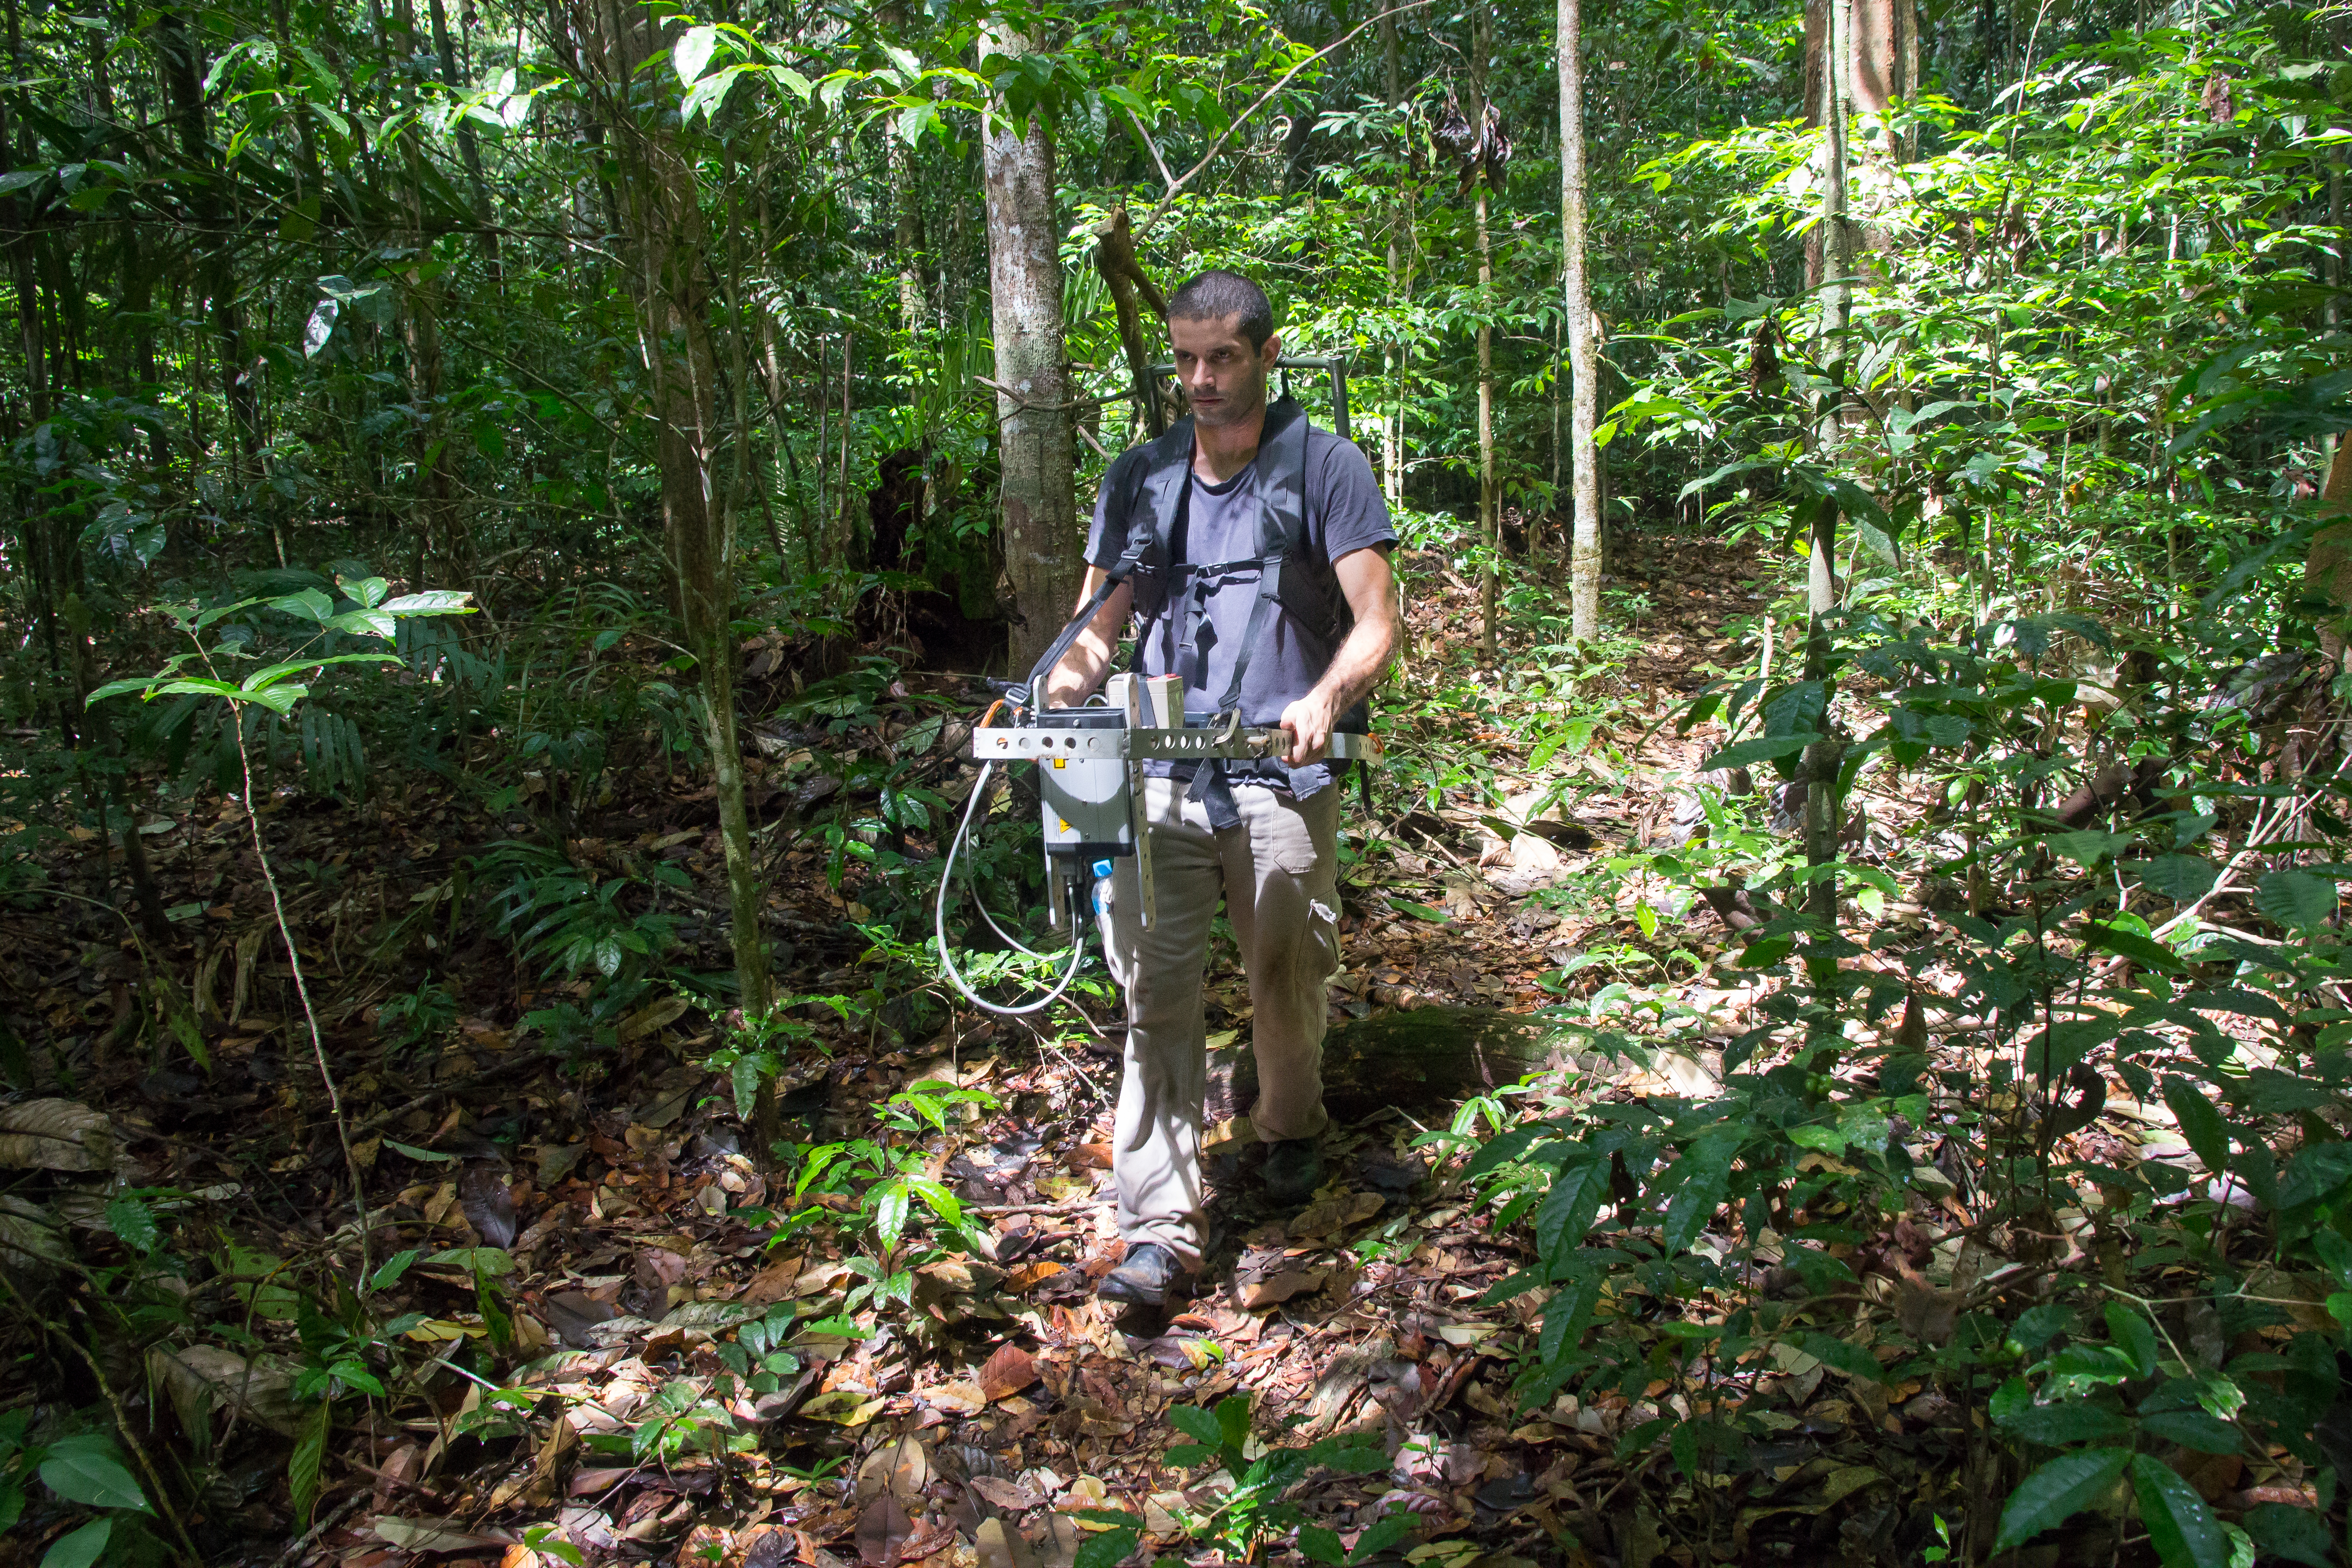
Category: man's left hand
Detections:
[{"x1": 1277, "y1": 691, "x2": 1339, "y2": 766}]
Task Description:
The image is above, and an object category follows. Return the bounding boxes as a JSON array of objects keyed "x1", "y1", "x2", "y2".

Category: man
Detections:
[{"x1": 1043, "y1": 270, "x2": 1399, "y2": 1308}]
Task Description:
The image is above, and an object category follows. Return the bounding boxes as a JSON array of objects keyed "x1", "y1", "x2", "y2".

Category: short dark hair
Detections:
[{"x1": 1167, "y1": 270, "x2": 1275, "y2": 350}]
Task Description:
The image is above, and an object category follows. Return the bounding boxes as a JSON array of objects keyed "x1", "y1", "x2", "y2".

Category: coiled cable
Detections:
[{"x1": 933, "y1": 759, "x2": 1089, "y2": 1016}]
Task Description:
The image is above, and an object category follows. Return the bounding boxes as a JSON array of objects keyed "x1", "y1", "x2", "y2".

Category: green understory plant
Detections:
[
  {"x1": 1146, "y1": 1394, "x2": 1407, "y2": 1565},
  {"x1": 776, "y1": 1078, "x2": 998, "y2": 1310},
  {"x1": 1464, "y1": 577, "x2": 2352, "y2": 1566}
]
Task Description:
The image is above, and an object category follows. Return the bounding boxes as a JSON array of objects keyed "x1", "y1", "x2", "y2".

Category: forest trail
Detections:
[{"x1": 6, "y1": 532, "x2": 1826, "y2": 1568}]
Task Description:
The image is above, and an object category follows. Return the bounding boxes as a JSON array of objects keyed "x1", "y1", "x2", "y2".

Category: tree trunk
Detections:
[
  {"x1": 156, "y1": 6, "x2": 267, "y2": 539},
  {"x1": 836, "y1": 330, "x2": 856, "y2": 557},
  {"x1": 1560, "y1": 0, "x2": 1601, "y2": 639},
  {"x1": 1803, "y1": 0, "x2": 1856, "y2": 986},
  {"x1": 979, "y1": 21, "x2": 1078, "y2": 677},
  {"x1": 1823, "y1": 0, "x2": 1915, "y2": 254},
  {"x1": 1470, "y1": 1, "x2": 1498, "y2": 662},
  {"x1": 571, "y1": 0, "x2": 772, "y2": 1124},
  {"x1": 2299, "y1": 440, "x2": 2352, "y2": 668},
  {"x1": 879, "y1": 2, "x2": 926, "y2": 331},
  {"x1": 423, "y1": 0, "x2": 497, "y2": 272},
  {"x1": 1381, "y1": 7, "x2": 1405, "y2": 510}
]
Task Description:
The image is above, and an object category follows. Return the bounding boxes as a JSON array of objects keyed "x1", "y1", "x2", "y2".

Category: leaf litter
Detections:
[{"x1": 4, "y1": 535, "x2": 2321, "y2": 1568}]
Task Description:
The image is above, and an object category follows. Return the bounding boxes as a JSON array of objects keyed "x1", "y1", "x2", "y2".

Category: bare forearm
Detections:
[
  {"x1": 1043, "y1": 569, "x2": 1130, "y2": 706},
  {"x1": 1310, "y1": 606, "x2": 1396, "y2": 715}
]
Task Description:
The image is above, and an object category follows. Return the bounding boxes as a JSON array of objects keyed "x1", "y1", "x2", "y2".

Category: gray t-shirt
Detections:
[{"x1": 1084, "y1": 412, "x2": 1394, "y2": 796}]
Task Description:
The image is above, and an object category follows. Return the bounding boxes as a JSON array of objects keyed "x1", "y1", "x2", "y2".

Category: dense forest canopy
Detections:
[{"x1": 3, "y1": 0, "x2": 2352, "y2": 1564}]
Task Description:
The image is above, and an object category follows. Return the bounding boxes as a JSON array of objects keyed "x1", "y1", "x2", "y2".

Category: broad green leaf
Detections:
[
  {"x1": 242, "y1": 684, "x2": 306, "y2": 715},
  {"x1": 153, "y1": 678, "x2": 241, "y2": 700},
  {"x1": 1796, "y1": 1332, "x2": 1887, "y2": 1385},
  {"x1": 39, "y1": 1437, "x2": 149, "y2": 1511},
  {"x1": 2242, "y1": 1502, "x2": 2332, "y2": 1567},
  {"x1": 1350, "y1": 1510, "x2": 1416, "y2": 1562},
  {"x1": 269, "y1": 588, "x2": 335, "y2": 624},
  {"x1": 1660, "y1": 1130, "x2": 1740, "y2": 1253},
  {"x1": 1993, "y1": 1448, "x2": 2130, "y2": 1551},
  {"x1": 1387, "y1": 897, "x2": 1449, "y2": 923},
  {"x1": 327, "y1": 608, "x2": 398, "y2": 639},
  {"x1": 1072, "y1": 1528, "x2": 1137, "y2": 1568},
  {"x1": 290, "y1": 1396, "x2": 329, "y2": 1525},
  {"x1": 2084, "y1": 920, "x2": 2183, "y2": 974},
  {"x1": 673, "y1": 23, "x2": 719, "y2": 83},
  {"x1": 873, "y1": 1182, "x2": 908, "y2": 1252},
  {"x1": 2046, "y1": 830, "x2": 2128, "y2": 867},
  {"x1": 1297, "y1": 1524, "x2": 1346, "y2": 1566},
  {"x1": 343, "y1": 576, "x2": 390, "y2": 609},
  {"x1": 1988, "y1": 1379, "x2": 2129, "y2": 1445},
  {"x1": 426, "y1": 1247, "x2": 515, "y2": 1276},
  {"x1": 2130, "y1": 1454, "x2": 2228, "y2": 1568},
  {"x1": 1700, "y1": 733, "x2": 1813, "y2": 771},
  {"x1": 38, "y1": 1518, "x2": 110, "y2": 1568},
  {"x1": 1167, "y1": 1404, "x2": 1223, "y2": 1448},
  {"x1": 1535, "y1": 1161, "x2": 1606, "y2": 1260},
  {"x1": 242, "y1": 653, "x2": 398, "y2": 691},
  {"x1": 2138, "y1": 1410, "x2": 2242, "y2": 1454},
  {"x1": 84, "y1": 677, "x2": 160, "y2": 705},
  {"x1": 2141, "y1": 855, "x2": 2218, "y2": 902},
  {"x1": 2104, "y1": 1302, "x2": 2159, "y2": 1379},
  {"x1": 376, "y1": 1245, "x2": 424, "y2": 1299},
  {"x1": 2256, "y1": 870, "x2": 2338, "y2": 930},
  {"x1": 378, "y1": 591, "x2": 474, "y2": 616},
  {"x1": 103, "y1": 1197, "x2": 159, "y2": 1254},
  {"x1": 2161, "y1": 1076, "x2": 2232, "y2": 1177}
]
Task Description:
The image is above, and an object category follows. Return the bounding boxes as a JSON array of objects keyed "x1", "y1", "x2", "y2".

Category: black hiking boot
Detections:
[
  {"x1": 1263, "y1": 1139, "x2": 1323, "y2": 1204},
  {"x1": 1097, "y1": 1243, "x2": 1190, "y2": 1308}
]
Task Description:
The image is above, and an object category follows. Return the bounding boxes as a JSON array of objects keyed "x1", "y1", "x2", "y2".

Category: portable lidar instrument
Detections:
[{"x1": 932, "y1": 358, "x2": 1380, "y2": 1016}]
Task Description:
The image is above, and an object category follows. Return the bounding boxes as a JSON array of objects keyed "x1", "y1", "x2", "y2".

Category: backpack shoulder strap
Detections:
[
  {"x1": 1127, "y1": 417, "x2": 1196, "y2": 568},
  {"x1": 1254, "y1": 398, "x2": 1311, "y2": 557},
  {"x1": 1213, "y1": 399, "x2": 1316, "y2": 715}
]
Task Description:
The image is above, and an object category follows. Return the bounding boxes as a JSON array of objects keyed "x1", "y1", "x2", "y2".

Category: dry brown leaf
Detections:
[
  {"x1": 373, "y1": 1516, "x2": 514, "y2": 1553},
  {"x1": 460, "y1": 1163, "x2": 517, "y2": 1249},
  {"x1": 1239, "y1": 1269, "x2": 1324, "y2": 1310},
  {"x1": 978, "y1": 1342, "x2": 1036, "y2": 1402},
  {"x1": 1893, "y1": 1269, "x2": 1958, "y2": 1346},
  {"x1": 1006, "y1": 1262, "x2": 1066, "y2": 1292},
  {"x1": 974, "y1": 1518, "x2": 1033, "y2": 1568},
  {"x1": 854, "y1": 1492, "x2": 914, "y2": 1566},
  {"x1": 149, "y1": 1344, "x2": 305, "y2": 1436},
  {"x1": 0, "y1": 1099, "x2": 116, "y2": 1171},
  {"x1": 740, "y1": 1255, "x2": 804, "y2": 1307},
  {"x1": 927, "y1": 1381, "x2": 987, "y2": 1415},
  {"x1": 967, "y1": 1477, "x2": 1042, "y2": 1514}
]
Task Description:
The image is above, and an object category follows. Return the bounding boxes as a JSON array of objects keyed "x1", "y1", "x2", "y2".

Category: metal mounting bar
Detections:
[{"x1": 969, "y1": 725, "x2": 1381, "y2": 763}]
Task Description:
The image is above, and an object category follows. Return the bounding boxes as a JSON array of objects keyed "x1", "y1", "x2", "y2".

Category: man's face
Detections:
[{"x1": 1170, "y1": 313, "x2": 1279, "y2": 430}]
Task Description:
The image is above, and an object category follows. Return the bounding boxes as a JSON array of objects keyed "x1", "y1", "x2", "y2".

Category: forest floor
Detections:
[{"x1": 4, "y1": 533, "x2": 2218, "y2": 1568}]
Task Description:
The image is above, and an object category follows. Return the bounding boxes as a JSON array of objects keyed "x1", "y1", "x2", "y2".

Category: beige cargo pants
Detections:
[{"x1": 1092, "y1": 775, "x2": 1342, "y2": 1264}]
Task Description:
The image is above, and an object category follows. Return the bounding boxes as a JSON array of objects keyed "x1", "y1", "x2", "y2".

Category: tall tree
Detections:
[
  {"x1": 1802, "y1": 0, "x2": 1857, "y2": 981},
  {"x1": 565, "y1": 0, "x2": 771, "y2": 1074},
  {"x1": 1559, "y1": 0, "x2": 1600, "y2": 639},
  {"x1": 978, "y1": 20, "x2": 1078, "y2": 675},
  {"x1": 1381, "y1": 8, "x2": 1411, "y2": 511},
  {"x1": 880, "y1": 1, "x2": 927, "y2": 332},
  {"x1": 1469, "y1": 2, "x2": 1498, "y2": 661}
]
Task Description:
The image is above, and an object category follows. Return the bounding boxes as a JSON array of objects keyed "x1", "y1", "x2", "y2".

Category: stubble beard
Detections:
[{"x1": 1190, "y1": 367, "x2": 1268, "y2": 431}]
